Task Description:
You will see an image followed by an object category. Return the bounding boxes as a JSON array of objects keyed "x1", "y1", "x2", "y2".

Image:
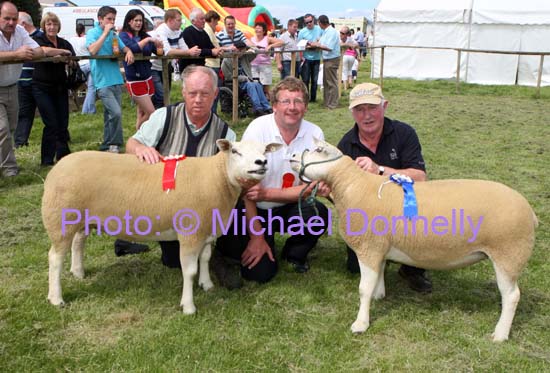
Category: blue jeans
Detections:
[
  {"x1": 80, "y1": 63, "x2": 96, "y2": 114},
  {"x1": 280, "y1": 60, "x2": 300, "y2": 80},
  {"x1": 240, "y1": 81, "x2": 271, "y2": 112},
  {"x1": 97, "y1": 85, "x2": 123, "y2": 150},
  {"x1": 300, "y1": 59, "x2": 320, "y2": 102},
  {"x1": 151, "y1": 69, "x2": 165, "y2": 109}
]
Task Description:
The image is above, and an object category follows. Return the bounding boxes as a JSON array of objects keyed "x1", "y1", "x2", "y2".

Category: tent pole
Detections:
[
  {"x1": 456, "y1": 49, "x2": 462, "y2": 94},
  {"x1": 380, "y1": 46, "x2": 385, "y2": 90},
  {"x1": 536, "y1": 55, "x2": 544, "y2": 99}
]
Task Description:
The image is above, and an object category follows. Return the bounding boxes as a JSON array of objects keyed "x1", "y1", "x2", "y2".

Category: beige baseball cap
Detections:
[{"x1": 349, "y1": 83, "x2": 384, "y2": 109}]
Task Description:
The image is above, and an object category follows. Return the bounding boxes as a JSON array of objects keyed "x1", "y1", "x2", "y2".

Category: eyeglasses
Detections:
[
  {"x1": 277, "y1": 98, "x2": 306, "y2": 106},
  {"x1": 304, "y1": 20, "x2": 313, "y2": 25}
]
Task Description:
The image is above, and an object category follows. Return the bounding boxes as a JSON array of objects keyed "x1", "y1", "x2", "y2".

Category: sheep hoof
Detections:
[
  {"x1": 48, "y1": 297, "x2": 65, "y2": 307},
  {"x1": 491, "y1": 332, "x2": 508, "y2": 343},
  {"x1": 182, "y1": 304, "x2": 196, "y2": 315},
  {"x1": 71, "y1": 269, "x2": 85, "y2": 279},
  {"x1": 199, "y1": 280, "x2": 214, "y2": 291},
  {"x1": 350, "y1": 320, "x2": 369, "y2": 334}
]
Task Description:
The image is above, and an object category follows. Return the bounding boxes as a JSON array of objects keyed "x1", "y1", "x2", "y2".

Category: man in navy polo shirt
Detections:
[{"x1": 337, "y1": 83, "x2": 432, "y2": 293}]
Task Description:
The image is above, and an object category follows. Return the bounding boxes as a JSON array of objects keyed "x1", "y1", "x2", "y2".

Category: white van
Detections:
[{"x1": 42, "y1": 5, "x2": 165, "y2": 40}]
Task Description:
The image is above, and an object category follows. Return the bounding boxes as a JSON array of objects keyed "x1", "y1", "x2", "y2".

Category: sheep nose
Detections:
[{"x1": 255, "y1": 159, "x2": 267, "y2": 166}]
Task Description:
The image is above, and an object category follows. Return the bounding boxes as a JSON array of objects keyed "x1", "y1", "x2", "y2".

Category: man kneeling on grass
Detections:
[{"x1": 213, "y1": 77, "x2": 331, "y2": 289}]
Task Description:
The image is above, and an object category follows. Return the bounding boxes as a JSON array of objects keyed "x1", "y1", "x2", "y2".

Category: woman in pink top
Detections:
[
  {"x1": 340, "y1": 27, "x2": 360, "y2": 90},
  {"x1": 250, "y1": 21, "x2": 283, "y2": 99}
]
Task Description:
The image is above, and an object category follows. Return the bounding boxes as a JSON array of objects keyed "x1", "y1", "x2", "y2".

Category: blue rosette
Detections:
[{"x1": 389, "y1": 174, "x2": 418, "y2": 219}]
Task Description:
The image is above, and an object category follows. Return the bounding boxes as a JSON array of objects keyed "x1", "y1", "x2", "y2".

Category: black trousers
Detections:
[
  {"x1": 300, "y1": 59, "x2": 320, "y2": 102},
  {"x1": 215, "y1": 200, "x2": 329, "y2": 283},
  {"x1": 32, "y1": 84, "x2": 70, "y2": 165},
  {"x1": 14, "y1": 82, "x2": 36, "y2": 147},
  {"x1": 346, "y1": 246, "x2": 425, "y2": 275}
]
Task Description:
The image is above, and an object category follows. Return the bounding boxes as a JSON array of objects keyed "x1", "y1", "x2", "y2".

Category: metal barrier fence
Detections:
[{"x1": 369, "y1": 45, "x2": 550, "y2": 98}]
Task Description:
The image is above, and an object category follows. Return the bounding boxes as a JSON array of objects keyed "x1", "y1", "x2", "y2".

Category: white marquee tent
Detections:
[{"x1": 371, "y1": 0, "x2": 550, "y2": 85}]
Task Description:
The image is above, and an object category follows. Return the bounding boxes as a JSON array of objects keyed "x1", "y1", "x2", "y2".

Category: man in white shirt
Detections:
[
  {"x1": 275, "y1": 19, "x2": 301, "y2": 79},
  {"x1": 0, "y1": 1, "x2": 43, "y2": 177},
  {"x1": 150, "y1": 8, "x2": 201, "y2": 108},
  {"x1": 215, "y1": 77, "x2": 330, "y2": 288}
]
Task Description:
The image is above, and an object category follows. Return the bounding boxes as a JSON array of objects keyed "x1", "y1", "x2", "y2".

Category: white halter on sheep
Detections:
[
  {"x1": 291, "y1": 138, "x2": 537, "y2": 342},
  {"x1": 43, "y1": 140, "x2": 282, "y2": 314}
]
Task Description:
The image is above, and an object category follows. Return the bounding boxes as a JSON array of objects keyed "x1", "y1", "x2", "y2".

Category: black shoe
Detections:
[
  {"x1": 114, "y1": 239, "x2": 150, "y2": 257},
  {"x1": 281, "y1": 248, "x2": 309, "y2": 273},
  {"x1": 211, "y1": 250, "x2": 242, "y2": 290},
  {"x1": 398, "y1": 267, "x2": 432, "y2": 293},
  {"x1": 287, "y1": 258, "x2": 310, "y2": 273},
  {"x1": 253, "y1": 110, "x2": 264, "y2": 118},
  {"x1": 263, "y1": 108, "x2": 273, "y2": 114}
]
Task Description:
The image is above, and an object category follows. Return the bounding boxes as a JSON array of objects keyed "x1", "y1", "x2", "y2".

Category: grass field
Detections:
[{"x1": 1, "y1": 62, "x2": 549, "y2": 371}]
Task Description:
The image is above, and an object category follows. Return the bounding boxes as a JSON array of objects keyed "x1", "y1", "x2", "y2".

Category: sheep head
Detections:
[
  {"x1": 290, "y1": 138, "x2": 343, "y2": 182},
  {"x1": 216, "y1": 139, "x2": 282, "y2": 188}
]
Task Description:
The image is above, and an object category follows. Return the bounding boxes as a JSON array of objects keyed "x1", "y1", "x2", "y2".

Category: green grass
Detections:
[{"x1": 1, "y1": 61, "x2": 550, "y2": 371}]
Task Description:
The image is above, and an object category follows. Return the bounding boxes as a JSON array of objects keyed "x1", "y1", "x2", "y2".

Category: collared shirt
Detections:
[
  {"x1": 318, "y1": 26, "x2": 340, "y2": 60},
  {"x1": 216, "y1": 28, "x2": 247, "y2": 48},
  {"x1": 0, "y1": 25, "x2": 40, "y2": 86},
  {"x1": 151, "y1": 22, "x2": 188, "y2": 71},
  {"x1": 278, "y1": 31, "x2": 299, "y2": 61},
  {"x1": 297, "y1": 25, "x2": 323, "y2": 61},
  {"x1": 86, "y1": 23, "x2": 127, "y2": 89},
  {"x1": 132, "y1": 106, "x2": 236, "y2": 146},
  {"x1": 242, "y1": 114, "x2": 325, "y2": 209},
  {"x1": 354, "y1": 30, "x2": 365, "y2": 44},
  {"x1": 337, "y1": 117, "x2": 426, "y2": 172}
]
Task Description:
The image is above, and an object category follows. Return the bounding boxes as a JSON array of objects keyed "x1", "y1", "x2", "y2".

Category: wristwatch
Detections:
[{"x1": 378, "y1": 166, "x2": 385, "y2": 175}]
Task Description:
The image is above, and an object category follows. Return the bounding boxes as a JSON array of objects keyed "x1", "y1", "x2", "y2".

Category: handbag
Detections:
[{"x1": 67, "y1": 65, "x2": 87, "y2": 90}]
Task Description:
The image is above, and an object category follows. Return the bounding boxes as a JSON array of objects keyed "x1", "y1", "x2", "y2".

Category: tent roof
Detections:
[{"x1": 376, "y1": 0, "x2": 550, "y2": 25}]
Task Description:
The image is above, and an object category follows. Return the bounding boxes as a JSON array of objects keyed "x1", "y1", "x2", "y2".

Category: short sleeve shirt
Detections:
[
  {"x1": 0, "y1": 25, "x2": 40, "y2": 86},
  {"x1": 337, "y1": 118, "x2": 426, "y2": 172},
  {"x1": 242, "y1": 114, "x2": 325, "y2": 209},
  {"x1": 86, "y1": 24, "x2": 126, "y2": 89}
]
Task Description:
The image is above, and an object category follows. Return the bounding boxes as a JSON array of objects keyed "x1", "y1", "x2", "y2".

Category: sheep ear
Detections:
[
  {"x1": 265, "y1": 142, "x2": 283, "y2": 153},
  {"x1": 216, "y1": 139, "x2": 232, "y2": 152}
]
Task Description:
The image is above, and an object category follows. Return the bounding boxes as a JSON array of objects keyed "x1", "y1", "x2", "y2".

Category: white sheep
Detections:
[
  {"x1": 43, "y1": 140, "x2": 281, "y2": 314},
  {"x1": 291, "y1": 139, "x2": 537, "y2": 342}
]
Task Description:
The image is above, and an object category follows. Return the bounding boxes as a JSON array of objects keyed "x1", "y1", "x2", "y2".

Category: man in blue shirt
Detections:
[
  {"x1": 86, "y1": 6, "x2": 134, "y2": 153},
  {"x1": 309, "y1": 15, "x2": 341, "y2": 109},
  {"x1": 297, "y1": 14, "x2": 323, "y2": 103}
]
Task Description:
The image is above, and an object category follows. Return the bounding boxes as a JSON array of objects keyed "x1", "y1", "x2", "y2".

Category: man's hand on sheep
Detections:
[
  {"x1": 135, "y1": 145, "x2": 162, "y2": 164},
  {"x1": 241, "y1": 235, "x2": 275, "y2": 269},
  {"x1": 355, "y1": 156, "x2": 379, "y2": 174},
  {"x1": 311, "y1": 181, "x2": 331, "y2": 198},
  {"x1": 244, "y1": 184, "x2": 266, "y2": 202}
]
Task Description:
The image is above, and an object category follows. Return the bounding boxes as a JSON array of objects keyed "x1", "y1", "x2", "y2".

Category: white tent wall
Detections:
[
  {"x1": 371, "y1": 22, "x2": 469, "y2": 80},
  {"x1": 466, "y1": 24, "x2": 520, "y2": 84},
  {"x1": 517, "y1": 26, "x2": 550, "y2": 86},
  {"x1": 372, "y1": 0, "x2": 550, "y2": 86}
]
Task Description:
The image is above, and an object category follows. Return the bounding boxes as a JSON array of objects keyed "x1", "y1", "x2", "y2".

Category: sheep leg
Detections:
[
  {"x1": 372, "y1": 260, "x2": 386, "y2": 300},
  {"x1": 48, "y1": 244, "x2": 69, "y2": 306},
  {"x1": 180, "y1": 251, "x2": 199, "y2": 315},
  {"x1": 198, "y1": 243, "x2": 214, "y2": 291},
  {"x1": 492, "y1": 262, "x2": 520, "y2": 342},
  {"x1": 351, "y1": 259, "x2": 380, "y2": 333},
  {"x1": 70, "y1": 231, "x2": 87, "y2": 279}
]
